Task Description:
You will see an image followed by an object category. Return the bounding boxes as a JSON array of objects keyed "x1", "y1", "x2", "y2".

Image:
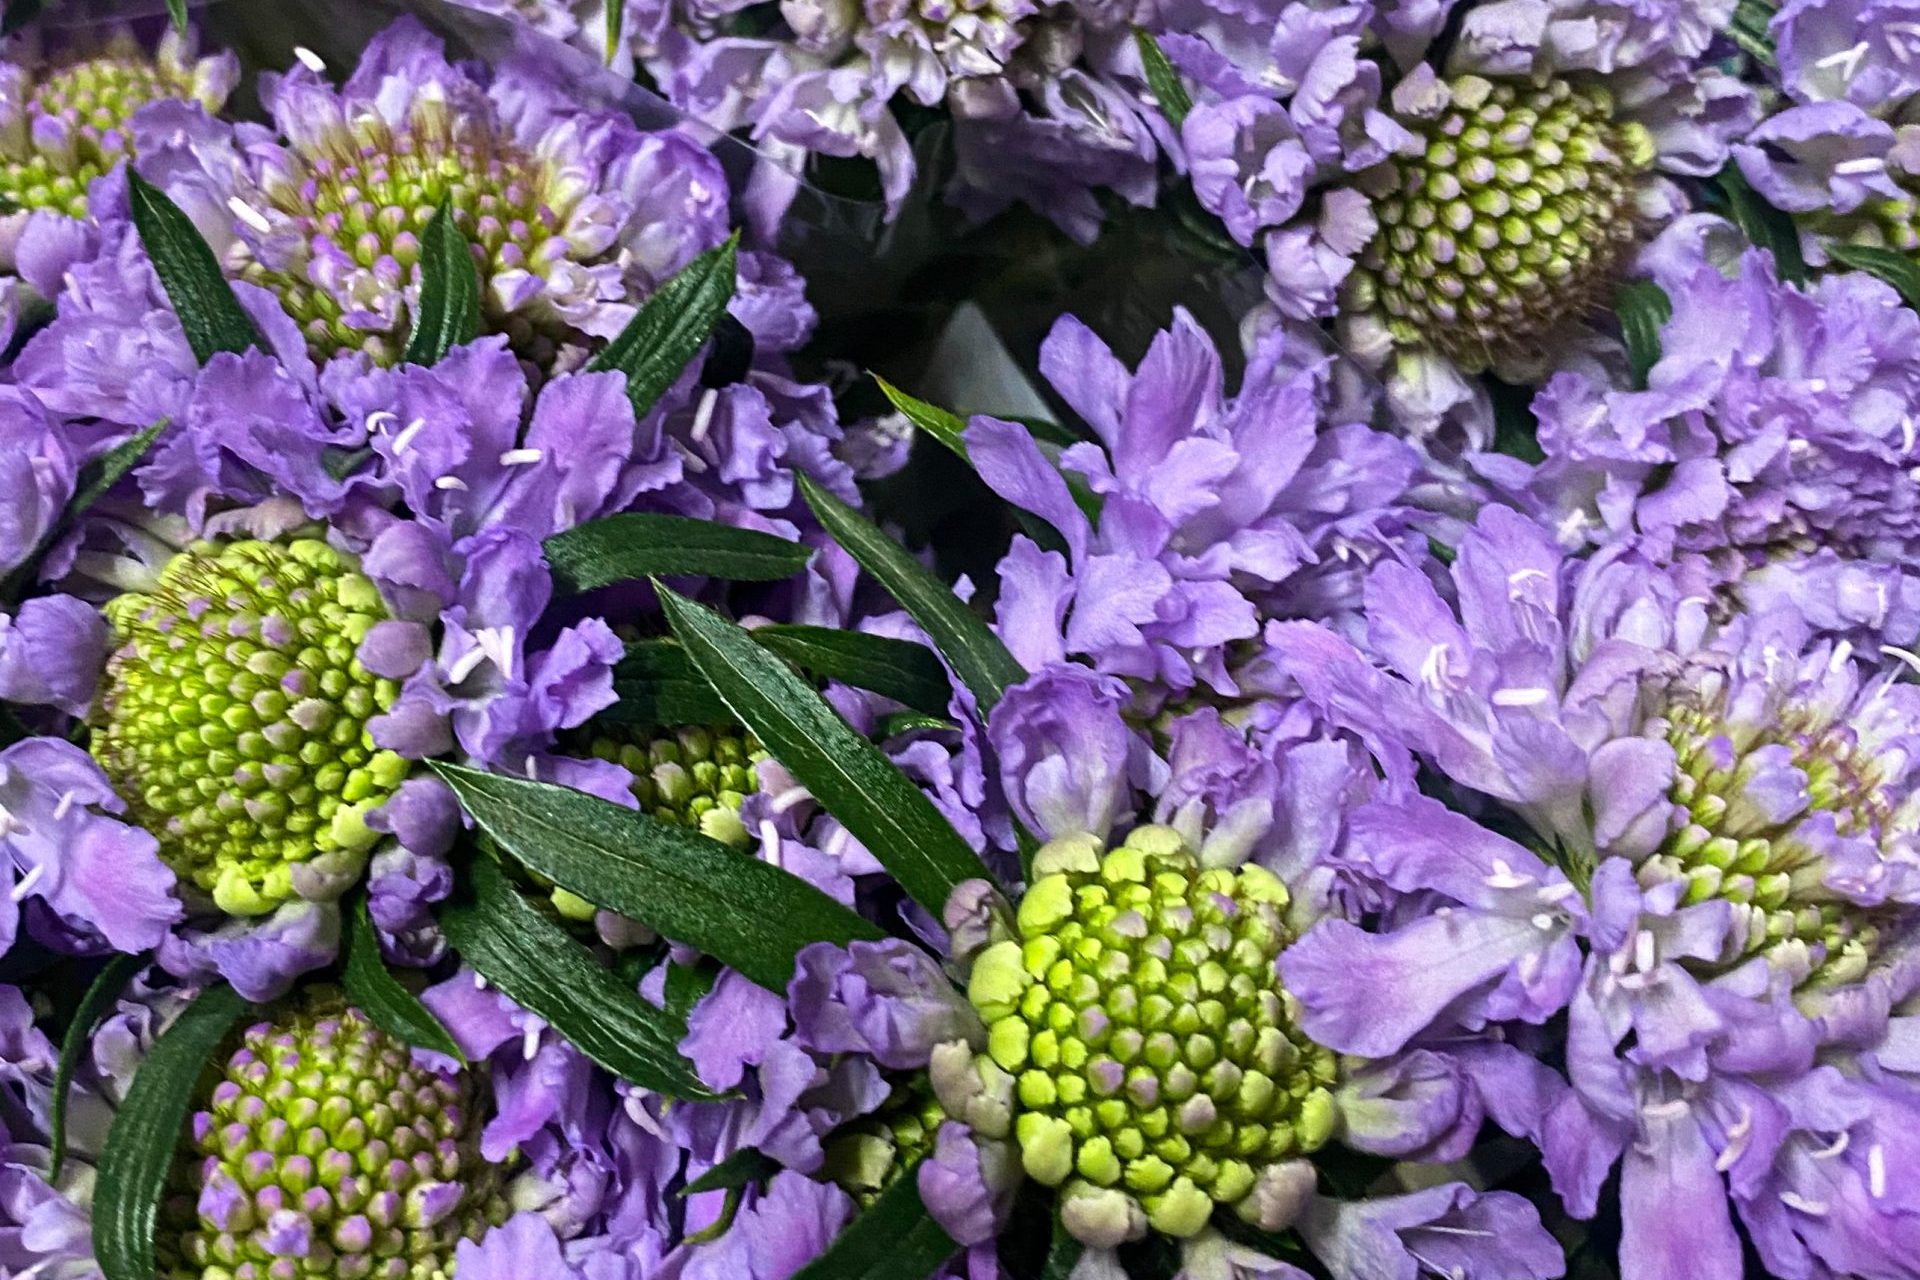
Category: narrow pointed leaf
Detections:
[
  {"x1": 402, "y1": 201, "x2": 481, "y2": 367},
  {"x1": 439, "y1": 855, "x2": 715, "y2": 1095},
  {"x1": 432, "y1": 763, "x2": 881, "y2": 992},
  {"x1": 1615, "y1": 280, "x2": 1672, "y2": 390},
  {"x1": 341, "y1": 897, "x2": 463, "y2": 1062},
  {"x1": 790, "y1": 1162, "x2": 958, "y2": 1280},
  {"x1": 544, "y1": 513, "x2": 811, "y2": 593},
  {"x1": 95, "y1": 983, "x2": 251, "y2": 1280},
  {"x1": 127, "y1": 171, "x2": 261, "y2": 365},
  {"x1": 656, "y1": 584, "x2": 994, "y2": 915},
  {"x1": 798, "y1": 473, "x2": 1028, "y2": 715},
  {"x1": 1041, "y1": 1217, "x2": 1085, "y2": 1280},
  {"x1": 49, "y1": 954, "x2": 145, "y2": 1181},
  {"x1": 753, "y1": 625, "x2": 952, "y2": 716},
  {"x1": 1713, "y1": 165, "x2": 1807, "y2": 285},
  {"x1": 167, "y1": 0, "x2": 188, "y2": 34},
  {"x1": 606, "y1": 0, "x2": 626, "y2": 61},
  {"x1": 1827, "y1": 241, "x2": 1920, "y2": 310},
  {"x1": 604, "y1": 639, "x2": 732, "y2": 726},
  {"x1": 874, "y1": 374, "x2": 968, "y2": 460},
  {"x1": 1134, "y1": 28, "x2": 1194, "y2": 128},
  {"x1": 587, "y1": 234, "x2": 739, "y2": 418}
]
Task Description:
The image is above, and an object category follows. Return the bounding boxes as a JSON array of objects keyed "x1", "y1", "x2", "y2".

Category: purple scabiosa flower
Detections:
[
  {"x1": 0, "y1": 25, "x2": 236, "y2": 225},
  {"x1": 1734, "y1": 0, "x2": 1920, "y2": 255},
  {"x1": 145, "y1": 17, "x2": 730, "y2": 368},
  {"x1": 1520, "y1": 219, "x2": 1920, "y2": 639},
  {"x1": 1274, "y1": 503, "x2": 1920, "y2": 1280},
  {"x1": 967, "y1": 308, "x2": 1427, "y2": 706}
]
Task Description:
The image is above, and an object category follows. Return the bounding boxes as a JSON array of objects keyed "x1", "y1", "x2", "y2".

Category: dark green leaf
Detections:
[
  {"x1": 663, "y1": 960, "x2": 719, "y2": 1020},
  {"x1": 544, "y1": 513, "x2": 811, "y2": 594},
  {"x1": 1713, "y1": 165, "x2": 1808, "y2": 286},
  {"x1": 49, "y1": 954, "x2": 145, "y2": 1181},
  {"x1": 874, "y1": 374, "x2": 969, "y2": 461},
  {"x1": 606, "y1": 0, "x2": 626, "y2": 61},
  {"x1": 127, "y1": 171, "x2": 261, "y2": 365},
  {"x1": 323, "y1": 445, "x2": 375, "y2": 481},
  {"x1": 1827, "y1": 241, "x2": 1920, "y2": 310},
  {"x1": 791, "y1": 1161, "x2": 958, "y2": 1280},
  {"x1": 341, "y1": 897, "x2": 462, "y2": 1062},
  {"x1": 799, "y1": 474, "x2": 1028, "y2": 716},
  {"x1": 94, "y1": 984, "x2": 251, "y2": 1280},
  {"x1": 587, "y1": 234, "x2": 739, "y2": 418},
  {"x1": 1615, "y1": 280, "x2": 1672, "y2": 390},
  {"x1": 682, "y1": 1147, "x2": 780, "y2": 1196},
  {"x1": 604, "y1": 639, "x2": 732, "y2": 726},
  {"x1": 167, "y1": 0, "x2": 188, "y2": 35},
  {"x1": 754, "y1": 625, "x2": 952, "y2": 716},
  {"x1": 1, "y1": 0, "x2": 45, "y2": 37},
  {"x1": 1728, "y1": 0, "x2": 1777, "y2": 63},
  {"x1": 656, "y1": 584, "x2": 995, "y2": 916},
  {"x1": 1133, "y1": 28, "x2": 1193, "y2": 129},
  {"x1": 1041, "y1": 1215, "x2": 1085, "y2": 1280},
  {"x1": 431, "y1": 763, "x2": 881, "y2": 992},
  {"x1": 402, "y1": 201, "x2": 481, "y2": 367},
  {"x1": 439, "y1": 856, "x2": 716, "y2": 1096},
  {"x1": 1489, "y1": 377, "x2": 1543, "y2": 465}
]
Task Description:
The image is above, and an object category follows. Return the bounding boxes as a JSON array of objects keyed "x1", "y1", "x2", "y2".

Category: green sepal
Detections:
[
  {"x1": 438, "y1": 855, "x2": 717, "y2": 1097},
  {"x1": 402, "y1": 199, "x2": 482, "y2": 367},
  {"x1": 790, "y1": 1160, "x2": 958, "y2": 1280},
  {"x1": 432, "y1": 762, "x2": 882, "y2": 992},
  {"x1": 545, "y1": 513, "x2": 811, "y2": 593},
  {"x1": 340, "y1": 895, "x2": 464, "y2": 1062},
  {"x1": 656, "y1": 583, "x2": 996, "y2": 917},
  {"x1": 127, "y1": 171, "x2": 262, "y2": 365},
  {"x1": 49, "y1": 954, "x2": 145, "y2": 1181},
  {"x1": 94, "y1": 983, "x2": 253, "y2": 1280},
  {"x1": 587, "y1": 233, "x2": 739, "y2": 418}
]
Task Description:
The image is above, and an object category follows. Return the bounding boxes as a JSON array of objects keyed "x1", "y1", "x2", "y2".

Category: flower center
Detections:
[
  {"x1": 964, "y1": 827, "x2": 1336, "y2": 1242},
  {"x1": 234, "y1": 95, "x2": 592, "y2": 365},
  {"x1": 1348, "y1": 75, "x2": 1654, "y2": 374},
  {"x1": 161, "y1": 1006, "x2": 502, "y2": 1280},
  {"x1": 1642, "y1": 694, "x2": 1896, "y2": 985},
  {"x1": 92, "y1": 538, "x2": 408, "y2": 917},
  {"x1": 0, "y1": 53, "x2": 200, "y2": 217}
]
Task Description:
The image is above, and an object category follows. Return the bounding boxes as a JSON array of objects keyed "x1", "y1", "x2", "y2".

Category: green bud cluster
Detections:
[
  {"x1": 160, "y1": 1006, "x2": 504, "y2": 1280},
  {"x1": 235, "y1": 93, "x2": 596, "y2": 364},
  {"x1": 0, "y1": 44, "x2": 208, "y2": 216},
  {"x1": 93, "y1": 539, "x2": 408, "y2": 917},
  {"x1": 964, "y1": 827, "x2": 1336, "y2": 1242},
  {"x1": 1346, "y1": 75, "x2": 1655, "y2": 374},
  {"x1": 1644, "y1": 699, "x2": 1889, "y2": 984},
  {"x1": 1818, "y1": 193, "x2": 1920, "y2": 260},
  {"x1": 821, "y1": 1082, "x2": 946, "y2": 1207}
]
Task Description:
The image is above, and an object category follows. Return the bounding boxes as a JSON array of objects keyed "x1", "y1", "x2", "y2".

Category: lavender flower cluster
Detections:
[{"x1": 0, "y1": 1, "x2": 1914, "y2": 1279}]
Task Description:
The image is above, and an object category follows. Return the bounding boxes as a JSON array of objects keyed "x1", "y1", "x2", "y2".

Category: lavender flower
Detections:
[
  {"x1": 1521, "y1": 218, "x2": 1920, "y2": 639},
  {"x1": 0, "y1": 26, "x2": 235, "y2": 223},
  {"x1": 1276, "y1": 504, "x2": 1920, "y2": 1280}
]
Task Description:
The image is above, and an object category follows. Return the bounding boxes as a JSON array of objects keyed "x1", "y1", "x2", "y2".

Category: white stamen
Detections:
[
  {"x1": 690, "y1": 387, "x2": 720, "y2": 444},
  {"x1": 758, "y1": 819, "x2": 783, "y2": 868},
  {"x1": 445, "y1": 645, "x2": 489, "y2": 685},
  {"x1": 1870, "y1": 1143, "x2": 1888, "y2": 1198},
  {"x1": 1484, "y1": 858, "x2": 1532, "y2": 890},
  {"x1": 1887, "y1": 646, "x2": 1920, "y2": 680},
  {"x1": 9, "y1": 864, "x2": 44, "y2": 902},
  {"x1": 473, "y1": 973, "x2": 488, "y2": 990},
  {"x1": 1811, "y1": 1132, "x2": 1850, "y2": 1160},
  {"x1": 1531, "y1": 912, "x2": 1557, "y2": 931},
  {"x1": 52, "y1": 790, "x2": 76, "y2": 821},
  {"x1": 1641, "y1": 1098, "x2": 1690, "y2": 1120},
  {"x1": 293, "y1": 46, "x2": 328, "y2": 72},
  {"x1": 525, "y1": 755, "x2": 540, "y2": 783},
  {"x1": 499, "y1": 448, "x2": 543, "y2": 467},
  {"x1": 1634, "y1": 928, "x2": 1657, "y2": 972},
  {"x1": 365, "y1": 410, "x2": 399, "y2": 435},
  {"x1": 1815, "y1": 40, "x2": 1870, "y2": 82},
  {"x1": 474, "y1": 626, "x2": 518, "y2": 682},
  {"x1": 1420, "y1": 643, "x2": 1454, "y2": 689},
  {"x1": 769, "y1": 785, "x2": 812, "y2": 816},
  {"x1": 1779, "y1": 1192, "x2": 1829, "y2": 1216},
  {"x1": 1537, "y1": 881, "x2": 1578, "y2": 904},
  {"x1": 390, "y1": 417, "x2": 427, "y2": 455},
  {"x1": 227, "y1": 196, "x2": 274, "y2": 234},
  {"x1": 1492, "y1": 687, "x2": 1551, "y2": 707},
  {"x1": 434, "y1": 475, "x2": 469, "y2": 491},
  {"x1": 1829, "y1": 640, "x2": 1855, "y2": 673},
  {"x1": 1833, "y1": 157, "x2": 1886, "y2": 176},
  {"x1": 522, "y1": 1023, "x2": 541, "y2": 1061}
]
